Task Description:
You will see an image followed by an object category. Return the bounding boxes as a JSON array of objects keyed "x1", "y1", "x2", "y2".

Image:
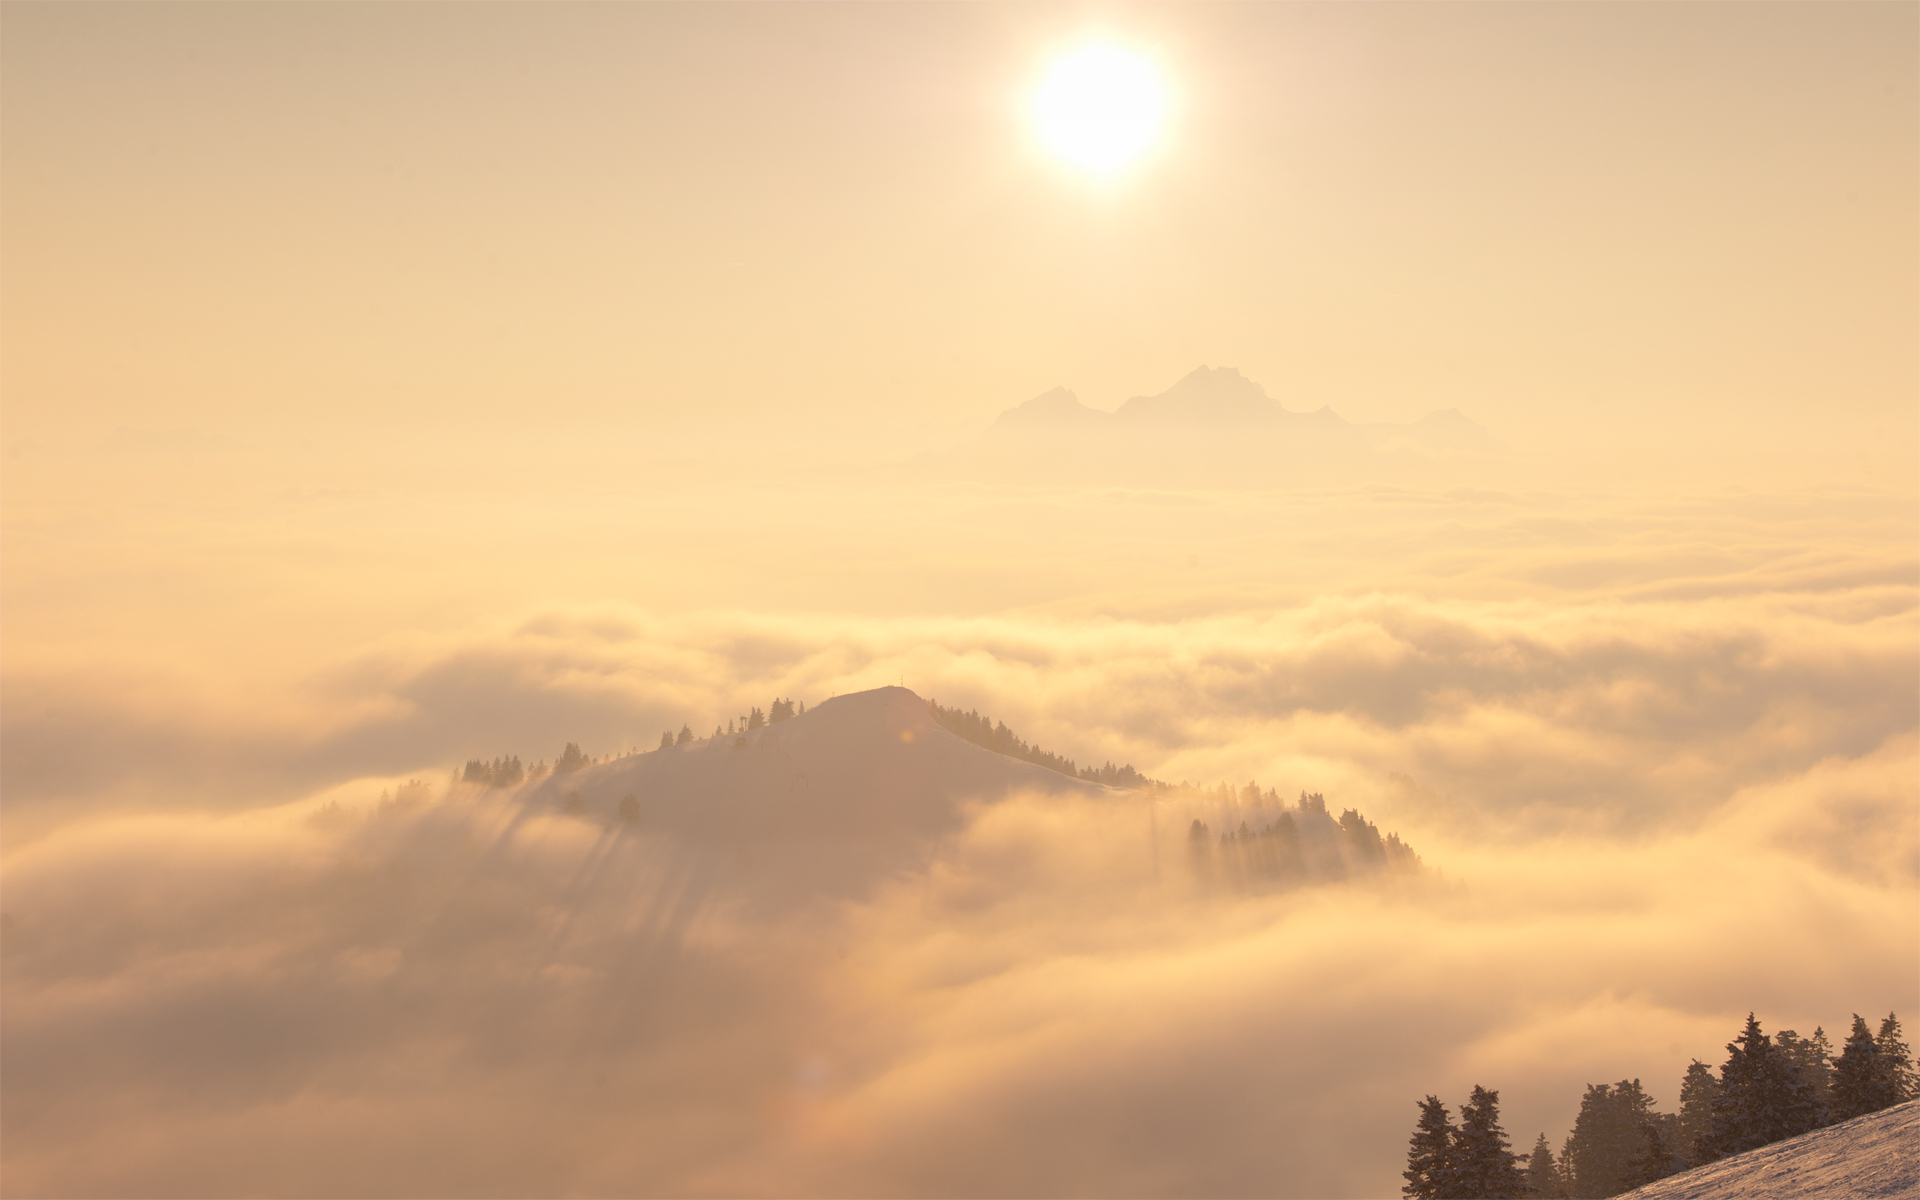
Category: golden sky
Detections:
[{"x1": 4, "y1": 3, "x2": 1914, "y2": 460}]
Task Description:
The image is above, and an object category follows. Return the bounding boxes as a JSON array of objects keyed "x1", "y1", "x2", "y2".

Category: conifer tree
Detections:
[
  {"x1": 1563, "y1": 1083, "x2": 1637, "y2": 1197},
  {"x1": 1775, "y1": 1028, "x2": 1833, "y2": 1128},
  {"x1": 1451, "y1": 1086, "x2": 1527, "y2": 1198},
  {"x1": 659, "y1": 731, "x2": 673, "y2": 750},
  {"x1": 676, "y1": 724, "x2": 693, "y2": 745},
  {"x1": 1622, "y1": 1114, "x2": 1680, "y2": 1190},
  {"x1": 1830, "y1": 1014, "x2": 1892, "y2": 1122},
  {"x1": 1876, "y1": 1013, "x2": 1915, "y2": 1104},
  {"x1": 1675, "y1": 1060, "x2": 1719, "y2": 1164},
  {"x1": 554, "y1": 742, "x2": 590, "y2": 775},
  {"x1": 1807, "y1": 1027, "x2": 1836, "y2": 1120},
  {"x1": 495, "y1": 755, "x2": 524, "y2": 787},
  {"x1": 1827, "y1": 1013, "x2": 1889, "y2": 1121},
  {"x1": 1709, "y1": 1014, "x2": 1816, "y2": 1157},
  {"x1": 1525, "y1": 1132, "x2": 1566, "y2": 1199},
  {"x1": 1402, "y1": 1095, "x2": 1456, "y2": 1199}
]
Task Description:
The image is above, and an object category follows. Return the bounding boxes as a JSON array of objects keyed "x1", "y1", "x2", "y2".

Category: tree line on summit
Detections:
[
  {"x1": 656, "y1": 696, "x2": 805, "y2": 748},
  {"x1": 458, "y1": 738, "x2": 620, "y2": 787},
  {"x1": 458, "y1": 700, "x2": 810, "y2": 786},
  {"x1": 927, "y1": 700, "x2": 1157, "y2": 787},
  {"x1": 1403, "y1": 1010, "x2": 1916, "y2": 1199}
]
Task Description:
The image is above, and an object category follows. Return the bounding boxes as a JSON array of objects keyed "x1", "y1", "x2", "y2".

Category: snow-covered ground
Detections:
[{"x1": 1619, "y1": 1100, "x2": 1920, "y2": 1200}]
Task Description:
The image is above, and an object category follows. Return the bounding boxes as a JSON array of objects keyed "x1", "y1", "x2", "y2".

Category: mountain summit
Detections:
[
  {"x1": 1113, "y1": 365, "x2": 1287, "y2": 424},
  {"x1": 992, "y1": 385, "x2": 1111, "y2": 429},
  {"x1": 532, "y1": 686, "x2": 1104, "y2": 842}
]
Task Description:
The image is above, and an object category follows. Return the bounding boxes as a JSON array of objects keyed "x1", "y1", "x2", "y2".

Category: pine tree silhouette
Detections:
[
  {"x1": 1709, "y1": 1014, "x2": 1816, "y2": 1157},
  {"x1": 554, "y1": 743, "x2": 590, "y2": 775},
  {"x1": 1675, "y1": 1060, "x2": 1719, "y2": 1165},
  {"x1": 1451, "y1": 1086, "x2": 1528, "y2": 1198},
  {"x1": 1876, "y1": 1013, "x2": 1915, "y2": 1105},
  {"x1": 1524, "y1": 1132, "x2": 1566, "y2": 1198},
  {"x1": 1564, "y1": 1081, "x2": 1657, "y2": 1197},
  {"x1": 1402, "y1": 1095, "x2": 1456, "y2": 1199},
  {"x1": 1622, "y1": 1113, "x2": 1681, "y2": 1189},
  {"x1": 1774, "y1": 1028, "x2": 1833, "y2": 1128},
  {"x1": 1830, "y1": 1014, "x2": 1891, "y2": 1121}
]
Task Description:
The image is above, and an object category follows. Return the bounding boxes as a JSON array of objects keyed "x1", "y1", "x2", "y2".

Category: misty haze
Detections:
[{"x1": 3, "y1": 4, "x2": 1916, "y2": 1199}]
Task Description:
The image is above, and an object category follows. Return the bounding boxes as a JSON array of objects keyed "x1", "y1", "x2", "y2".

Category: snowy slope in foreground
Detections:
[{"x1": 1620, "y1": 1100, "x2": 1920, "y2": 1200}]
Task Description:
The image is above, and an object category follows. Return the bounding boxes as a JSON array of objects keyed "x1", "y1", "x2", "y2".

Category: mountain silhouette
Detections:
[
  {"x1": 516, "y1": 687, "x2": 1106, "y2": 900},
  {"x1": 507, "y1": 685, "x2": 1420, "y2": 907},
  {"x1": 992, "y1": 385, "x2": 1112, "y2": 429},
  {"x1": 1112, "y1": 366, "x2": 1287, "y2": 424},
  {"x1": 928, "y1": 367, "x2": 1501, "y2": 486},
  {"x1": 533, "y1": 686, "x2": 1107, "y2": 847}
]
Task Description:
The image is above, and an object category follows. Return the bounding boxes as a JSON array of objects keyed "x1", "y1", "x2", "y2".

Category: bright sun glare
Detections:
[{"x1": 1032, "y1": 45, "x2": 1167, "y2": 176}]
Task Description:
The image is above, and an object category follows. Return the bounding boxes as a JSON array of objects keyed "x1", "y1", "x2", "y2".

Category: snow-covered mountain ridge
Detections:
[{"x1": 1618, "y1": 1099, "x2": 1919, "y2": 1200}]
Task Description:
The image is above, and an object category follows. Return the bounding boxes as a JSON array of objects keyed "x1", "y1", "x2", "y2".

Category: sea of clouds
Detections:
[{"x1": 3, "y1": 456, "x2": 1915, "y2": 1196}]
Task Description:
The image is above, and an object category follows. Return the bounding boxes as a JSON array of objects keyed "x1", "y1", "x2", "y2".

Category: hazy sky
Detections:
[
  {"x1": 4, "y1": 3, "x2": 1914, "y2": 460},
  {"x1": 3, "y1": 5, "x2": 1916, "y2": 1198}
]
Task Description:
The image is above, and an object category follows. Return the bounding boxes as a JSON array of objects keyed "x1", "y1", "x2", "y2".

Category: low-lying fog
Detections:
[{"x1": 3, "y1": 432, "x2": 1913, "y2": 1197}]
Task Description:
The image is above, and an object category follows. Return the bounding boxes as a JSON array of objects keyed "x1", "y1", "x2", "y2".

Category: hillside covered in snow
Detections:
[{"x1": 1618, "y1": 1099, "x2": 1919, "y2": 1200}]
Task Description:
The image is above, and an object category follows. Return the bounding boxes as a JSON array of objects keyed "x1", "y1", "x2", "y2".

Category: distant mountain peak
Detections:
[
  {"x1": 1179, "y1": 364, "x2": 1248, "y2": 383},
  {"x1": 1115, "y1": 365, "x2": 1287, "y2": 424},
  {"x1": 1357, "y1": 408, "x2": 1506, "y2": 455},
  {"x1": 993, "y1": 386, "x2": 1111, "y2": 428}
]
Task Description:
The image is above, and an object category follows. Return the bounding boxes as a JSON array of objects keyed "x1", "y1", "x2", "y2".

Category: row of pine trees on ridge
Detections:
[
  {"x1": 1404, "y1": 1010, "x2": 1916, "y2": 1199},
  {"x1": 458, "y1": 699, "x2": 811, "y2": 786}
]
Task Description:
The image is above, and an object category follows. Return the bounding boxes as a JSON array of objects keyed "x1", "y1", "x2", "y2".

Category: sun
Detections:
[{"x1": 1032, "y1": 45, "x2": 1168, "y2": 176}]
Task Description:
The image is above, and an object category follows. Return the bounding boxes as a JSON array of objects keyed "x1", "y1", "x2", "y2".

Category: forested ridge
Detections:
[
  {"x1": 1404, "y1": 1010, "x2": 1917, "y2": 1199},
  {"x1": 456, "y1": 699, "x2": 810, "y2": 787},
  {"x1": 929, "y1": 698, "x2": 1423, "y2": 882},
  {"x1": 929, "y1": 698, "x2": 1158, "y2": 787},
  {"x1": 450, "y1": 694, "x2": 1424, "y2": 883}
]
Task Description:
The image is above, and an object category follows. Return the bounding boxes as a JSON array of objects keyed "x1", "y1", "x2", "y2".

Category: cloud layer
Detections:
[
  {"x1": 10, "y1": 579, "x2": 1914, "y2": 842},
  {"x1": 3, "y1": 473, "x2": 1915, "y2": 1196},
  {"x1": 3, "y1": 739, "x2": 1911, "y2": 1197}
]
